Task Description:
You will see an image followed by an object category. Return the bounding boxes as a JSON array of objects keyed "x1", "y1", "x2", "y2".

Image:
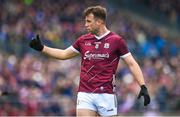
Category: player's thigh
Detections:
[
  {"x1": 77, "y1": 109, "x2": 100, "y2": 116},
  {"x1": 95, "y1": 94, "x2": 117, "y2": 116},
  {"x1": 76, "y1": 92, "x2": 99, "y2": 116}
]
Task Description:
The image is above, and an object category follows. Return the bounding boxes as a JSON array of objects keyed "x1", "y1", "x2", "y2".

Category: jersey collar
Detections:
[{"x1": 94, "y1": 30, "x2": 110, "y2": 40}]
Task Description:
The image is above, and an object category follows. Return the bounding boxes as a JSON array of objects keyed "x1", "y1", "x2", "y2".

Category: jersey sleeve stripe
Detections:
[
  {"x1": 120, "y1": 52, "x2": 131, "y2": 58},
  {"x1": 69, "y1": 46, "x2": 80, "y2": 53}
]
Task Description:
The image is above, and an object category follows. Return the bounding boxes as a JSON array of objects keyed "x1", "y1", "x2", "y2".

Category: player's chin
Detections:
[
  {"x1": 86, "y1": 30, "x2": 93, "y2": 34},
  {"x1": 86, "y1": 29, "x2": 90, "y2": 32},
  {"x1": 86, "y1": 29, "x2": 94, "y2": 34}
]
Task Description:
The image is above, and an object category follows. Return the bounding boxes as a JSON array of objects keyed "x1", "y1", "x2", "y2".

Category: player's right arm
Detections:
[
  {"x1": 29, "y1": 35, "x2": 79, "y2": 60},
  {"x1": 42, "y1": 46, "x2": 79, "y2": 60}
]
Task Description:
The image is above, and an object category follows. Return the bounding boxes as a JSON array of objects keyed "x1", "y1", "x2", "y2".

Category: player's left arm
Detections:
[
  {"x1": 122, "y1": 54, "x2": 145, "y2": 86},
  {"x1": 122, "y1": 54, "x2": 151, "y2": 106}
]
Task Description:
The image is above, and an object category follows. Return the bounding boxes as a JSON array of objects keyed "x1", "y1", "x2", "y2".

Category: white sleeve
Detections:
[
  {"x1": 120, "y1": 52, "x2": 131, "y2": 59},
  {"x1": 68, "y1": 46, "x2": 80, "y2": 53}
]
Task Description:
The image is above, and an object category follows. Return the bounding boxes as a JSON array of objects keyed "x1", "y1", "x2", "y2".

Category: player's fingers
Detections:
[
  {"x1": 29, "y1": 38, "x2": 36, "y2": 47},
  {"x1": 137, "y1": 93, "x2": 142, "y2": 99},
  {"x1": 144, "y1": 95, "x2": 150, "y2": 106},
  {"x1": 36, "y1": 34, "x2": 40, "y2": 41}
]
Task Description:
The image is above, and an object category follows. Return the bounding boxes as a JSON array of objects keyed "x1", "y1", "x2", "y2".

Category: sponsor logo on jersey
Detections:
[{"x1": 84, "y1": 51, "x2": 109, "y2": 60}]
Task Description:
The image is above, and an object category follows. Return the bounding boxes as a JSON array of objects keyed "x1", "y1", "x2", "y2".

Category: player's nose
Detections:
[
  {"x1": 85, "y1": 21, "x2": 90, "y2": 27},
  {"x1": 85, "y1": 23, "x2": 88, "y2": 27}
]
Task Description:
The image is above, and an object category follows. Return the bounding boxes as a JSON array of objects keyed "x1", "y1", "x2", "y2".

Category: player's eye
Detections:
[{"x1": 86, "y1": 19, "x2": 91, "y2": 23}]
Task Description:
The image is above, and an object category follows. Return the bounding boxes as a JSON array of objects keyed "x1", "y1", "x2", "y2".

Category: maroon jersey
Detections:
[{"x1": 71, "y1": 31, "x2": 130, "y2": 94}]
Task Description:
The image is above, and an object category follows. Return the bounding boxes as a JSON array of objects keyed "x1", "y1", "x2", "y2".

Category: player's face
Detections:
[{"x1": 85, "y1": 13, "x2": 100, "y2": 35}]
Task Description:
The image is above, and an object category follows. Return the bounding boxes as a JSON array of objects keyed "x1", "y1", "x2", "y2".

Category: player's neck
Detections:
[{"x1": 96, "y1": 26, "x2": 109, "y2": 37}]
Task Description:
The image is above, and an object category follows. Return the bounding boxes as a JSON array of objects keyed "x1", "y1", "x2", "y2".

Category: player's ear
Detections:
[{"x1": 96, "y1": 19, "x2": 103, "y2": 25}]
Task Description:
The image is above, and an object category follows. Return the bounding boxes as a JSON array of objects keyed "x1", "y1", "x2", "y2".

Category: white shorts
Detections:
[{"x1": 77, "y1": 92, "x2": 117, "y2": 116}]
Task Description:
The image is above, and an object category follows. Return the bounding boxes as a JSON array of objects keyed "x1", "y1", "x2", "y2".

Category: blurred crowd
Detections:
[
  {"x1": 129, "y1": 0, "x2": 180, "y2": 27},
  {"x1": 0, "y1": 0, "x2": 179, "y2": 116},
  {"x1": 148, "y1": 0, "x2": 180, "y2": 25}
]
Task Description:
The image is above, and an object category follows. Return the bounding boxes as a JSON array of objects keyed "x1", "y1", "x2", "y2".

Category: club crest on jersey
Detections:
[{"x1": 104, "y1": 43, "x2": 110, "y2": 48}]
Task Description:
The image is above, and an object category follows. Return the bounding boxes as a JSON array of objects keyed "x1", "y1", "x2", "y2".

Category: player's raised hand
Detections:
[
  {"x1": 29, "y1": 34, "x2": 44, "y2": 51},
  {"x1": 138, "y1": 85, "x2": 150, "y2": 106}
]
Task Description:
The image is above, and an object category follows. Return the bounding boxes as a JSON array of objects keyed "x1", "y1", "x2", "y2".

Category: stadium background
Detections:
[{"x1": 0, "y1": 0, "x2": 179, "y2": 116}]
